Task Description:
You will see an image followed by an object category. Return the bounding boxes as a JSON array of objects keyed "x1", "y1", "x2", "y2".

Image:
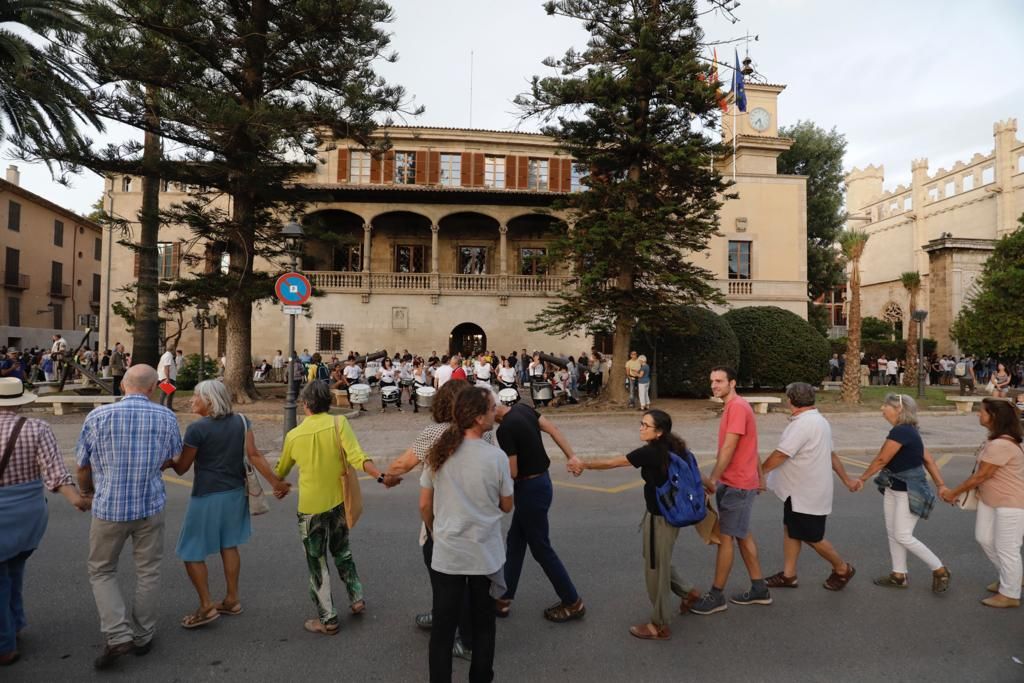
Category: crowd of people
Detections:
[
  {"x1": 0, "y1": 363, "x2": 1021, "y2": 679},
  {"x1": 830, "y1": 352, "x2": 1024, "y2": 398}
]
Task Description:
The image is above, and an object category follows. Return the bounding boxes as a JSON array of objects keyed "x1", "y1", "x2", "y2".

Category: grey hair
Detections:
[
  {"x1": 785, "y1": 382, "x2": 816, "y2": 408},
  {"x1": 299, "y1": 379, "x2": 333, "y2": 414},
  {"x1": 193, "y1": 380, "x2": 233, "y2": 418},
  {"x1": 883, "y1": 393, "x2": 918, "y2": 426},
  {"x1": 637, "y1": 354, "x2": 647, "y2": 364}
]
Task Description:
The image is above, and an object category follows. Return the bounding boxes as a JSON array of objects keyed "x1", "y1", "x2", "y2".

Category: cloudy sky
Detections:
[{"x1": 5, "y1": 0, "x2": 1023, "y2": 215}]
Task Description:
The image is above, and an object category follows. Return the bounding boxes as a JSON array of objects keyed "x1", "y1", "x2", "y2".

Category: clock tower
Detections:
[{"x1": 721, "y1": 83, "x2": 791, "y2": 175}]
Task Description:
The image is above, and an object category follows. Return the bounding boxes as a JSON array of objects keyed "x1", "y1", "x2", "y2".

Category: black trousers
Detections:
[
  {"x1": 429, "y1": 571, "x2": 495, "y2": 683},
  {"x1": 423, "y1": 536, "x2": 473, "y2": 647}
]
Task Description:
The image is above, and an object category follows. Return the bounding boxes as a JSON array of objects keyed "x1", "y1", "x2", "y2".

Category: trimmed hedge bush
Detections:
[
  {"x1": 176, "y1": 353, "x2": 218, "y2": 391},
  {"x1": 633, "y1": 306, "x2": 740, "y2": 398},
  {"x1": 722, "y1": 306, "x2": 830, "y2": 388}
]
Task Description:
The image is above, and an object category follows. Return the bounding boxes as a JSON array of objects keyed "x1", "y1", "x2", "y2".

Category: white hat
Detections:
[{"x1": 0, "y1": 378, "x2": 37, "y2": 406}]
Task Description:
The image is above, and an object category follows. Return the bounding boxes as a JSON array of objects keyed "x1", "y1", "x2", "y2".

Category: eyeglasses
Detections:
[{"x1": 640, "y1": 422, "x2": 655, "y2": 429}]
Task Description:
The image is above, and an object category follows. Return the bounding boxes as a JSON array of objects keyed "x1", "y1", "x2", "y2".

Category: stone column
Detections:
[
  {"x1": 430, "y1": 224, "x2": 439, "y2": 273},
  {"x1": 994, "y1": 118, "x2": 1018, "y2": 237},
  {"x1": 910, "y1": 158, "x2": 930, "y2": 337},
  {"x1": 362, "y1": 223, "x2": 372, "y2": 272},
  {"x1": 499, "y1": 224, "x2": 508, "y2": 276}
]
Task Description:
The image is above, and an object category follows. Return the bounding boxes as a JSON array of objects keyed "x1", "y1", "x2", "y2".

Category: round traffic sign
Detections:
[{"x1": 275, "y1": 272, "x2": 311, "y2": 306}]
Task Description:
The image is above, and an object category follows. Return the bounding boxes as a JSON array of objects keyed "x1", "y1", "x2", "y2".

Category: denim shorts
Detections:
[{"x1": 716, "y1": 484, "x2": 757, "y2": 539}]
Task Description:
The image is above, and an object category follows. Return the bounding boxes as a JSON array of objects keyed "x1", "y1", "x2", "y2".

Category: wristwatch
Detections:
[{"x1": 377, "y1": 474, "x2": 386, "y2": 484}]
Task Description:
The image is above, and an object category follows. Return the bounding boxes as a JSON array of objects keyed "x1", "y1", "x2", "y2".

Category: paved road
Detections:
[{"x1": 8, "y1": 409, "x2": 1023, "y2": 682}]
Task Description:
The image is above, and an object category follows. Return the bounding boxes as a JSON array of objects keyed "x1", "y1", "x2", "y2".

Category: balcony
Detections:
[
  {"x1": 1, "y1": 272, "x2": 29, "y2": 290},
  {"x1": 309, "y1": 271, "x2": 576, "y2": 298},
  {"x1": 713, "y1": 279, "x2": 808, "y2": 302},
  {"x1": 49, "y1": 282, "x2": 71, "y2": 298}
]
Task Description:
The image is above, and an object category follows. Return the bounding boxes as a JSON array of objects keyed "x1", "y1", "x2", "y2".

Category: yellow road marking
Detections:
[
  {"x1": 839, "y1": 456, "x2": 870, "y2": 470},
  {"x1": 935, "y1": 453, "x2": 953, "y2": 467},
  {"x1": 552, "y1": 457, "x2": 717, "y2": 494}
]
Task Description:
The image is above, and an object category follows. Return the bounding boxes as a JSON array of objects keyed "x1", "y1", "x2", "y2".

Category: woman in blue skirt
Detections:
[{"x1": 164, "y1": 380, "x2": 290, "y2": 628}]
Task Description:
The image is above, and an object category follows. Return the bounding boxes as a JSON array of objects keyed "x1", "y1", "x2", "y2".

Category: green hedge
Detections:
[
  {"x1": 722, "y1": 306, "x2": 830, "y2": 388},
  {"x1": 633, "y1": 306, "x2": 740, "y2": 398},
  {"x1": 176, "y1": 353, "x2": 219, "y2": 391}
]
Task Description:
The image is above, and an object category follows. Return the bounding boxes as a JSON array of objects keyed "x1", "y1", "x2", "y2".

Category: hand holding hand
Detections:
[
  {"x1": 73, "y1": 494, "x2": 92, "y2": 512},
  {"x1": 848, "y1": 479, "x2": 864, "y2": 493},
  {"x1": 160, "y1": 459, "x2": 174, "y2": 471},
  {"x1": 383, "y1": 474, "x2": 403, "y2": 488},
  {"x1": 566, "y1": 457, "x2": 584, "y2": 477},
  {"x1": 939, "y1": 486, "x2": 956, "y2": 504},
  {"x1": 272, "y1": 480, "x2": 291, "y2": 499},
  {"x1": 704, "y1": 478, "x2": 717, "y2": 495}
]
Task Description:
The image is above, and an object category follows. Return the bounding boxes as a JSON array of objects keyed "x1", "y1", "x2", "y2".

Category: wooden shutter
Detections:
[
  {"x1": 460, "y1": 152, "x2": 472, "y2": 187},
  {"x1": 133, "y1": 251, "x2": 139, "y2": 278},
  {"x1": 548, "y1": 158, "x2": 562, "y2": 192},
  {"x1": 383, "y1": 150, "x2": 396, "y2": 184},
  {"x1": 370, "y1": 153, "x2": 382, "y2": 184},
  {"x1": 428, "y1": 151, "x2": 440, "y2": 184},
  {"x1": 505, "y1": 156, "x2": 517, "y2": 189},
  {"x1": 560, "y1": 157, "x2": 571, "y2": 192},
  {"x1": 472, "y1": 153, "x2": 485, "y2": 187},
  {"x1": 337, "y1": 148, "x2": 349, "y2": 183},
  {"x1": 172, "y1": 241, "x2": 182, "y2": 278},
  {"x1": 415, "y1": 150, "x2": 429, "y2": 184},
  {"x1": 517, "y1": 156, "x2": 529, "y2": 189}
]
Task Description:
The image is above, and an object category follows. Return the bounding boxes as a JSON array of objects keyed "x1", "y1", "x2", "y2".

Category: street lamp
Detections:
[
  {"x1": 192, "y1": 302, "x2": 216, "y2": 382},
  {"x1": 911, "y1": 309, "x2": 928, "y2": 399},
  {"x1": 282, "y1": 218, "x2": 305, "y2": 438}
]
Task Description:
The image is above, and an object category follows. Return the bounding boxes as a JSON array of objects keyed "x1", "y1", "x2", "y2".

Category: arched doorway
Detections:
[{"x1": 449, "y1": 322, "x2": 486, "y2": 358}]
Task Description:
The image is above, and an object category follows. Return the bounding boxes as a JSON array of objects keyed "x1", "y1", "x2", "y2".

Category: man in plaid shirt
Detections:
[{"x1": 76, "y1": 364, "x2": 182, "y2": 670}]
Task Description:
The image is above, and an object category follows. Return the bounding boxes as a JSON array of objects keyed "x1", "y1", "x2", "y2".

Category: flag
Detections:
[
  {"x1": 732, "y1": 49, "x2": 747, "y2": 113},
  {"x1": 711, "y1": 49, "x2": 727, "y2": 113}
]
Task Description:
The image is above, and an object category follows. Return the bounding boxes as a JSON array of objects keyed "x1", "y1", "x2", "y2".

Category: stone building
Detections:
[
  {"x1": 0, "y1": 165, "x2": 104, "y2": 350},
  {"x1": 98, "y1": 82, "x2": 808, "y2": 361},
  {"x1": 844, "y1": 118, "x2": 1023, "y2": 354}
]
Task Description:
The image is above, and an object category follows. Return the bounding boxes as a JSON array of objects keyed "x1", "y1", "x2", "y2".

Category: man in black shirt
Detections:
[{"x1": 493, "y1": 403, "x2": 585, "y2": 622}]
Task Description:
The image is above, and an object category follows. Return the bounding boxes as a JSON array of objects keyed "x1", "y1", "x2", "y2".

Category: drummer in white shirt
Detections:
[
  {"x1": 343, "y1": 358, "x2": 366, "y2": 411},
  {"x1": 377, "y1": 357, "x2": 402, "y2": 413},
  {"x1": 474, "y1": 353, "x2": 493, "y2": 389}
]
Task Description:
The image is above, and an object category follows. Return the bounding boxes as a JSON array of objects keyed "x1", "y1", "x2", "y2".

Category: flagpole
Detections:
[{"x1": 732, "y1": 99, "x2": 737, "y2": 182}]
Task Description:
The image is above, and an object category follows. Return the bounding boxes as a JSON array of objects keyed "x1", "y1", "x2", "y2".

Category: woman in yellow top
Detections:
[{"x1": 275, "y1": 381, "x2": 391, "y2": 634}]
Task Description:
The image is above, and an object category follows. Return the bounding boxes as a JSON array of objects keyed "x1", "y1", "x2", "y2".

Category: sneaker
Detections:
[
  {"x1": 689, "y1": 591, "x2": 728, "y2": 615},
  {"x1": 452, "y1": 639, "x2": 473, "y2": 661},
  {"x1": 981, "y1": 594, "x2": 1021, "y2": 608},
  {"x1": 730, "y1": 588, "x2": 773, "y2": 606},
  {"x1": 873, "y1": 573, "x2": 908, "y2": 588},
  {"x1": 415, "y1": 611, "x2": 432, "y2": 630}
]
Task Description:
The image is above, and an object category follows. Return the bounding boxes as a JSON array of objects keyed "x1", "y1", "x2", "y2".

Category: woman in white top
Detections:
[
  {"x1": 377, "y1": 358, "x2": 401, "y2": 413},
  {"x1": 497, "y1": 359, "x2": 517, "y2": 390},
  {"x1": 474, "y1": 355, "x2": 493, "y2": 383},
  {"x1": 528, "y1": 354, "x2": 546, "y2": 382},
  {"x1": 399, "y1": 357, "x2": 416, "y2": 405}
]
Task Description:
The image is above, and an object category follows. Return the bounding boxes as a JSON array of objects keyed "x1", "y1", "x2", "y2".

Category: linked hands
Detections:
[
  {"x1": 566, "y1": 457, "x2": 584, "y2": 477},
  {"x1": 847, "y1": 479, "x2": 864, "y2": 493},
  {"x1": 382, "y1": 474, "x2": 403, "y2": 488},
  {"x1": 272, "y1": 480, "x2": 292, "y2": 499},
  {"x1": 938, "y1": 486, "x2": 957, "y2": 504}
]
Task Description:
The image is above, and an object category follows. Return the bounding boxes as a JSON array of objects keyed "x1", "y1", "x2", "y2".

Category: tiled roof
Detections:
[
  {"x1": 294, "y1": 182, "x2": 569, "y2": 196},
  {"x1": 381, "y1": 124, "x2": 548, "y2": 137}
]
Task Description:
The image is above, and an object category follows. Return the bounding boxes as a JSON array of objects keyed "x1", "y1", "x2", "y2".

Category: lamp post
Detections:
[
  {"x1": 911, "y1": 309, "x2": 928, "y2": 399},
  {"x1": 282, "y1": 219, "x2": 305, "y2": 438}
]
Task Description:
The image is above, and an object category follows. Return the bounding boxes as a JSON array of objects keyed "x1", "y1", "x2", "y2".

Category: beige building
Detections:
[
  {"x1": 0, "y1": 165, "x2": 103, "y2": 350},
  {"x1": 845, "y1": 118, "x2": 1023, "y2": 354},
  {"x1": 99, "y1": 82, "x2": 807, "y2": 361}
]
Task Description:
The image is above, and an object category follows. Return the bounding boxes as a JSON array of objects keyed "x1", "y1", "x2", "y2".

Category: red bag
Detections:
[{"x1": 158, "y1": 380, "x2": 176, "y2": 395}]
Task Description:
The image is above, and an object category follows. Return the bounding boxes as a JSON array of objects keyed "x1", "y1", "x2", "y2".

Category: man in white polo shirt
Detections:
[
  {"x1": 157, "y1": 343, "x2": 178, "y2": 411},
  {"x1": 434, "y1": 355, "x2": 457, "y2": 389},
  {"x1": 760, "y1": 382, "x2": 858, "y2": 592}
]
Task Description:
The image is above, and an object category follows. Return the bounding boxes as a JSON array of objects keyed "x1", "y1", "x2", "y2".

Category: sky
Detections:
[{"x1": 4, "y1": 0, "x2": 1023, "y2": 216}]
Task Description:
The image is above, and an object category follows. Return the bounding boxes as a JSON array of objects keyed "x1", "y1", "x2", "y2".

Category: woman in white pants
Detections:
[
  {"x1": 942, "y1": 398, "x2": 1024, "y2": 608},
  {"x1": 853, "y1": 394, "x2": 952, "y2": 592}
]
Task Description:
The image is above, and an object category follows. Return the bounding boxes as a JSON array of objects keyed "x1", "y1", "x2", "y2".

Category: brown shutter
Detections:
[
  {"x1": 337, "y1": 148, "x2": 349, "y2": 183},
  {"x1": 548, "y1": 158, "x2": 561, "y2": 192},
  {"x1": 505, "y1": 156, "x2": 517, "y2": 189},
  {"x1": 472, "y1": 153, "x2": 485, "y2": 187},
  {"x1": 517, "y1": 156, "x2": 529, "y2": 189},
  {"x1": 415, "y1": 150, "x2": 429, "y2": 184},
  {"x1": 460, "y1": 152, "x2": 472, "y2": 187},
  {"x1": 428, "y1": 151, "x2": 440, "y2": 184},
  {"x1": 133, "y1": 251, "x2": 139, "y2": 278},
  {"x1": 370, "y1": 153, "x2": 382, "y2": 184},
  {"x1": 560, "y1": 157, "x2": 571, "y2": 192},
  {"x1": 172, "y1": 241, "x2": 182, "y2": 278},
  {"x1": 383, "y1": 150, "x2": 395, "y2": 184}
]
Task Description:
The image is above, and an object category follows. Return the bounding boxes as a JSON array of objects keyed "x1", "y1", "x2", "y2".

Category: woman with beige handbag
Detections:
[
  {"x1": 941, "y1": 398, "x2": 1024, "y2": 608},
  {"x1": 275, "y1": 381, "x2": 388, "y2": 634}
]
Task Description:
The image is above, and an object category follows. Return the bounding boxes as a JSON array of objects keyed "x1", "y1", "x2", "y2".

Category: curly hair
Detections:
[
  {"x1": 431, "y1": 378, "x2": 470, "y2": 423},
  {"x1": 426, "y1": 387, "x2": 493, "y2": 473}
]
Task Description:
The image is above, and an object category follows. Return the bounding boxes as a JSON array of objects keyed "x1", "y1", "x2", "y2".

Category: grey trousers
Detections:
[
  {"x1": 641, "y1": 512, "x2": 694, "y2": 627},
  {"x1": 87, "y1": 510, "x2": 165, "y2": 646}
]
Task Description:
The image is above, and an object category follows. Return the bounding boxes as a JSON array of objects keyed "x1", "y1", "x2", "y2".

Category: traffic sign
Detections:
[
  {"x1": 275, "y1": 272, "x2": 311, "y2": 306},
  {"x1": 281, "y1": 305, "x2": 304, "y2": 315}
]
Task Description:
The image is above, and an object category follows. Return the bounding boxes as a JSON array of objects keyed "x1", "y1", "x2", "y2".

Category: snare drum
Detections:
[
  {"x1": 381, "y1": 385, "x2": 400, "y2": 405},
  {"x1": 348, "y1": 384, "x2": 370, "y2": 404},
  {"x1": 530, "y1": 381, "x2": 554, "y2": 402},
  {"x1": 416, "y1": 386, "x2": 436, "y2": 409},
  {"x1": 498, "y1": 388, "x2": 520, "y2": 406},
  {"x1": 400, "y1": 378, "x2": 415, "y2": 388}
]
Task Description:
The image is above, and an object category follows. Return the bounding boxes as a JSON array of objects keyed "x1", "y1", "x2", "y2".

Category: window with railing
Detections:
[
  {"x1": 394, "y1": 151, "x2": 416, "y2": 184},
  {"x1": 439, "y1": 154, "x2": 461, "y2": 187},
  {"x1": 333, "y1": 245, "x2": 361, "y2": 271},
  {"x1": 317, "y1": 324, "x2": 344, "y2": 353},
  {"x1": 484, "y1": 156, "x2": 505, "y2": 188},
  {"x1": 520, "y1": 248, "x2": 547, "y2": 275},
  {"x1": 349, "y1": 150, "x2": 371, "y2": 184},
  {"x1": 459, "y1": 246, "x2": 488, "y2": 275},
  {"x1": 527, "y1": 158, "x2": 549, "y2": 191},
  {"x1": 728, "y1": 240, "x2": 751, "y2": 280},
  {"x1": 395, "y1": 245, "x2": 427, "y2": 273}
]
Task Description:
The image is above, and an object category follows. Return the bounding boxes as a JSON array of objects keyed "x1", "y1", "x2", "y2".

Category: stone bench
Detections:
[
  {"x1": 710, "y1": 395, "x2": 782, "y2": 414},
  {"x1": 945, "y1": 395, "x2": 987, "y2": 415},
  {"x1": 332, "y1": 389, "x2": 349, "y2": 407},
  {"x1": 821, "y1": 381, "x2": 842, "y2": 391},
  {"x1": 35, "y1": 395, "x2": 119, "y2": 416}
]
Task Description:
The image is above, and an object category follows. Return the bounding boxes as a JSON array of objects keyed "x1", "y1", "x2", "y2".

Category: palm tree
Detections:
[
  {"x1": 838, "y1": 230, "x2": 869, "y2": 404},
  {"x1": 900, "y1": 271, "x2": 922, "y2": 387},
  {"x1": 0, "y1": 0, "x2": 99, "y2": 150}
]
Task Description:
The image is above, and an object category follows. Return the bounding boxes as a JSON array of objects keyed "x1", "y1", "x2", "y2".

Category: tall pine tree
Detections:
[{"x1": 517, "y1": 0, "x2": 727, "y2": 402}]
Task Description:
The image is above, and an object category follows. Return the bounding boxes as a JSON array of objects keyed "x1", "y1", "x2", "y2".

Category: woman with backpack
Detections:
[{"x1": 574, "y1": 409, "x2": 700, "y2": 640}]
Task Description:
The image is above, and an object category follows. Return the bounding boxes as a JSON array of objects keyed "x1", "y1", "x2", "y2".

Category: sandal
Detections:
[
  {"x1": 350, "y1": 599, "x2": 366, "y2": 615},
  {"x1": 303, "y1": 619, "x2": 339, "y2": 635},
  {"x1": 765, "y1": 571, "x2": 799, "y2": 589},
  {"x1": 181, "y1": 606, "x2": 220, "y2": 629},
  {"x1": 543, "y1": 598, "x2": 586, "y2": 623},
  {"x1": 873, "y1": 573, "x2": 908, "y2": 589},
  {"x1": 629, "y1": 623, "x2": 671, "y2": 641},
  {"x1": 215, "y1": 599, "x2": 243, "y2": 616},
  {"x1": 932, "y1": 567, "x2": 951, "y2": 594},
  {"x1": 495, "y1": 598, "x2": 512, "y2": 618},
  {"x1": 823, "y1": 564, "x2": 856, "y2": 591}
]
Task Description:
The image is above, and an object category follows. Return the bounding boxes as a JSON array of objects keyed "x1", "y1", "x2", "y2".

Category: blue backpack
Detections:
[
  {"x1": 315, "y1": 363, "x2": 331, "y2": 382},
  {"x1": 656, "y1": 449, "x2": 707, "y2": 527}
]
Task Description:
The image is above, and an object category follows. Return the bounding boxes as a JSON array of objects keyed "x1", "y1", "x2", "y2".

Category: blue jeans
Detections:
[
  {"x1": 0, "y1": 550, "x2": 32, "y2": 655},
  {"x1": 502, "y1": 472, "x2": 579, "y2": 604}
]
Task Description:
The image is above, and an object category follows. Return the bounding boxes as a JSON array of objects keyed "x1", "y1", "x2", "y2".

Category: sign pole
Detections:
[{"x1": 276, "y1": 269, "x2": 312, "y2": 440}]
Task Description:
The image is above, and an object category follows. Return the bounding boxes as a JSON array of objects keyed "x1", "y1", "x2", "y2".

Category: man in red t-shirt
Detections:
[{"x1": 690, "y1": 366, "x2": 771, "y2": 615}]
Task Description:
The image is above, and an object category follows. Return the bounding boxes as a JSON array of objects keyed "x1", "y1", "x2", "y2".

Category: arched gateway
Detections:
[{"x1": 449, "y1": 323, "x2": 486, "y2": 358}]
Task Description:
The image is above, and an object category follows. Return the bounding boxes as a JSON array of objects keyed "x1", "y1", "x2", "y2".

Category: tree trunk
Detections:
[
  {"x1": 840, "y1": 256, "x2": 862, "y2": 404},
  {"x1": 902, "y1": 289, "x2": 919, "y2": 387},
  {"x1": 608, "y1": 315, "x2": 631, "y2": 404},
  {"x1": 132, "y1": 86, "x2": 162, "y2": 366},
  {"x1": 223, "y1": 191, "x2": 258, "y2": 403}
]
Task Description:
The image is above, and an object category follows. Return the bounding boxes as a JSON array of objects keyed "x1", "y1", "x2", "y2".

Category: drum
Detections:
[
  {"x1": 498, "y1": 388, "x2": 520, "y2": 406},
  {"x1": 381, "y1": 385, "x2": 400, "y2": 405},
  {"x1": 416, "y1": 386, "x2": 436, "y2": 409},
  {"x1": 400, "y1": 378, "x2": 415, "y2": 388},
  {"x1": 348, "y1": 384, "x2": 370, "y2": 404},
  {"x1": 530, "y1": 381, "x2": 554, "y2": 402}
]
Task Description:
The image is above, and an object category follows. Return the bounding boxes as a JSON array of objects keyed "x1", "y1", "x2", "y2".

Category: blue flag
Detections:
[{"x1": 732, "y1": 49, "x2": 747, "y2": 113}]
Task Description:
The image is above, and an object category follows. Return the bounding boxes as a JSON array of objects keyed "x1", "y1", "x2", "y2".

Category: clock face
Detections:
[{"x1": 749, "y1": 107, "x2": 771, "y2": 132}]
